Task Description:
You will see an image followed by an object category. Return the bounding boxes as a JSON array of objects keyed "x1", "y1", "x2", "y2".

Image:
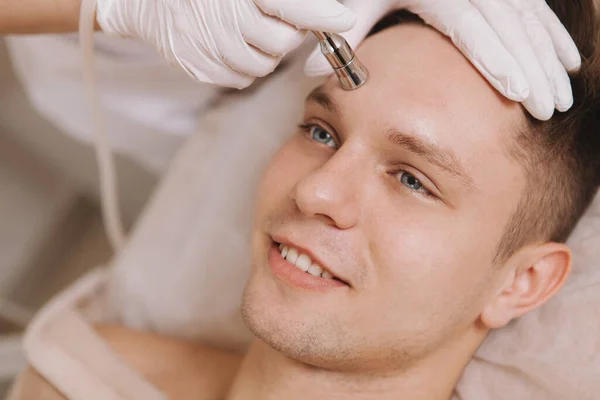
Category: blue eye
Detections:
[
  {"x1": 308, "y1": 125, "x2": 338, "y2": 149},
  {"x1": 398, "y1": 171, "x2": 426, "y2": 193}
]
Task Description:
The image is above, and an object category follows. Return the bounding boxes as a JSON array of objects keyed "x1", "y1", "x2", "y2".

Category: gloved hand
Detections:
[
  {"x1": 304, "y1": 0, "x2": 581, "y2": 121},
  {"x1": 96, "y1": 0, "x2": 356, "y2": 89}
]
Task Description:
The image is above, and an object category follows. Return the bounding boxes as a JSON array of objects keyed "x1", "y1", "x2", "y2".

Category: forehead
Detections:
[
  {"x1": 317, "y1": 24, "x2": 526, "y2": 195},
  {"x1": 350, "y1": 23, "x2": 524, "y2": 127}
]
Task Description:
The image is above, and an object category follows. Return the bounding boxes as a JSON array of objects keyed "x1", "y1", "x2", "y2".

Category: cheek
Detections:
[
  {"x1": 365, "y1": 202, "x2": 495, "y2": 312},
  {"x1": 255, "y1": 138, "x2": 323, "y2": 217}
]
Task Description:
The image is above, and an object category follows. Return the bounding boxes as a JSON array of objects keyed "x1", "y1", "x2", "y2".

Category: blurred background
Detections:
[{"x1": 0, "y1": 38, "x2": 159, "y2": 395}]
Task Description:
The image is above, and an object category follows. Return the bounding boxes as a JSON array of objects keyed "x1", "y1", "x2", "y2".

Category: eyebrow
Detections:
[
  {"x1": 386, "y1": 130, "x2": 475, "y2": 190},
  {"x1": 306, "y1": 85, "x2": 475, "y2": 190},
  {"x1": 307, "y1": 85, "x2": 340, "y2": 115}
]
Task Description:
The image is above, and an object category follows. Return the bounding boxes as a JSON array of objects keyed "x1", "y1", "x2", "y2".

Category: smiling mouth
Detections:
[{"x1": 274, "y1": 241, "x2": 348, "y2": 285}]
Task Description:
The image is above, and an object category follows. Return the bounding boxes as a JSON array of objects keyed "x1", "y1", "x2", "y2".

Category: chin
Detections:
[{"x1": 240, "y1": 278, "x2": 362, "y2": 370}]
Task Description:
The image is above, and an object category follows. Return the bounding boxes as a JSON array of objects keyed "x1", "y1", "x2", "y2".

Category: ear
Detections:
[{"x1": 480, "y1": 243, "x2": 571, "y2": 329}]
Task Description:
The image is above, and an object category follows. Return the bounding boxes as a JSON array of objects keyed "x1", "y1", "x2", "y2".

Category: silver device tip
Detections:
[{"x1": 312, "y1": 31, "x2": 369, "y2": 91}]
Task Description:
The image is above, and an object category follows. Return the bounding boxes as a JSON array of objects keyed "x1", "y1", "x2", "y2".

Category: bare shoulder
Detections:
[{"x1": 95, "y1": 324, "x2": 243, "y2": 400}]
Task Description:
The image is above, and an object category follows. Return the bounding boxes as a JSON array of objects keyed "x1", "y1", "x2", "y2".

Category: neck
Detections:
[{"x1": 227, "y1": 331, "x2": 481, "y2": 400}]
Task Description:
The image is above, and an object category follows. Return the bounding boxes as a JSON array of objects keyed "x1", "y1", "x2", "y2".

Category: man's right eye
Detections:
[{"x1": 299, "y1": 123, "x2": 339, "y2": 149}]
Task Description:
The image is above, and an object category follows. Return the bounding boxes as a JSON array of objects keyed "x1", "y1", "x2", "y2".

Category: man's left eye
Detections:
[{"x1": 397, "y1": 171, "x2": 430, "y2": 195}]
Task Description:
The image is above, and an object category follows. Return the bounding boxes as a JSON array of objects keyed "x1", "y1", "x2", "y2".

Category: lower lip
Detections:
[{"x1": 268, "y1": 243, "x2": 348, "y2": 292}]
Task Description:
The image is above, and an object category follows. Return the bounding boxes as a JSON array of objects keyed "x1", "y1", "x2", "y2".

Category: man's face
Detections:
[{"x1": 242, "y1": 24, "x2": 527, "y2": 372}]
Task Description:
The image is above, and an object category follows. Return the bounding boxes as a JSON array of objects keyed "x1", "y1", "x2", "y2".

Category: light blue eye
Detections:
[
  {"x1": 310, "y1": 125, "x2": 338, "y2": 149},
  {"x1": 399, "y1": 171, "x2": 424, "y2": 192}
]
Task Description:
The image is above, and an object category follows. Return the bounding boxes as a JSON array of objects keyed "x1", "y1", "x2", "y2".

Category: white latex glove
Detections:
[
  {"x1": 96, "y1": 0, "x2": 356, "y2": 89},
  {"x1": 305, "y1": 0, "x2": 582, "y2": 121}
]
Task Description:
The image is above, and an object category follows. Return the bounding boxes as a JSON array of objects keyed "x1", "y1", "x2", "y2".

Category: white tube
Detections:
[{"x1": 79, "y1": 0, "x2": 125, "y2": 252}]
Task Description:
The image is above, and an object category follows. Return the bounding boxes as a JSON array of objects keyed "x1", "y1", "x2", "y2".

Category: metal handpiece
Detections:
[{"x1": 312, "y1": 31, "x2": 369, "y2": 91}]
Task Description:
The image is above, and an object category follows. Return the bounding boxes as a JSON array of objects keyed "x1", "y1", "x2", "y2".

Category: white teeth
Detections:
[
  {"x1": 286, "y1": 248, "x2": 299, "y2": 264},
  {"x1": 295, "y1": 254, "x2": 312, "y2": 272},
  {"x1": 321, "y1": 271, "x2": 333, "y2": 279},
  {"x1": 307, "y1": 264, "x2": 323, "y2": 277},
  {"x1": 279, "y1": 244, "x2": 337, "y2": 280}
]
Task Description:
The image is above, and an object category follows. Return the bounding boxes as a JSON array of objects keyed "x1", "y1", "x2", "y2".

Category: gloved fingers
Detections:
[
  {"x1": 211, "y1": 23, "x2": 282, "y2": 79},
  {"x1": 421, "y1": 0, "x2": 530, "y2": 102},
  {"x1": 520, "y1": 8, "x2": 573, "y2": 112},
  {"x1": 96, "y1": 0, "x2": 135, "y2": 35},
  {"x1": 303, "y1": 0, "x2": 389, "y2": 76},
  {"x1": 534, "y1": 0, "x2": 581, "y2": 72},
  {"x1": 176, "y1": 53, "x2": 256, "y2": 89},
  {"x1": 169, "y1": 32, "x2": 256, "y2": 88},
  {"x1": 469, "y1": 0, "x2": 554, "y2": 120},
  {"x1": 240, "y1": 2, "x2": 307, "y2": 56},
  {"x1": 253, "y1": 0, "x2": 356, "y2": 33},
  {"x1": 223, "y1": 44, "x2": 282, "y2": 80}
]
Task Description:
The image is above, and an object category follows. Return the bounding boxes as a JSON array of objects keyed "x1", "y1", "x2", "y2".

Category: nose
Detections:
[{"x1": 291, "y1": 150, "x2": 363, "y2": 230}]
